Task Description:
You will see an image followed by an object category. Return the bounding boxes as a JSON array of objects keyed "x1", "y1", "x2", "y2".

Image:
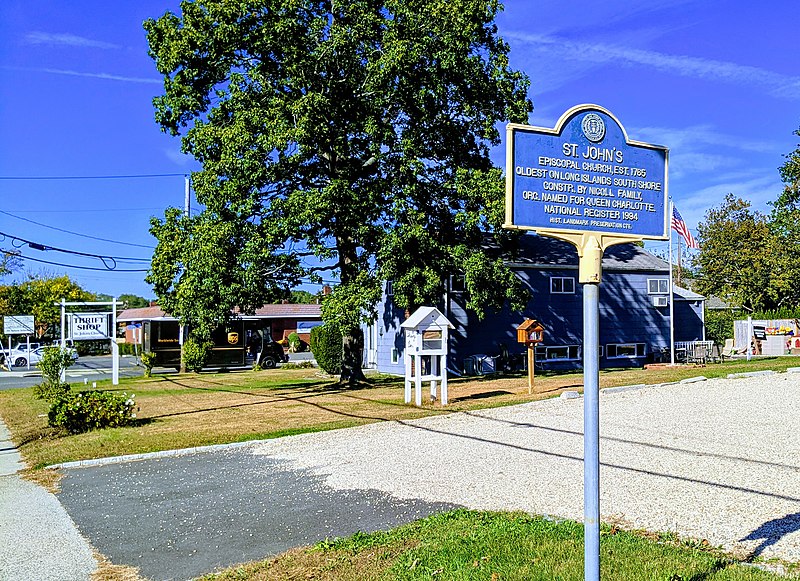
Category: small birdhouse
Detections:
[{"x1": 517, "y1": 319, "x2": 545, "y2": 344}]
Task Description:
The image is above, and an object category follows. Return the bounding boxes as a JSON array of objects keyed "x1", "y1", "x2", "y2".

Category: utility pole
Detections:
[
  {"x1": 179, "y1": 174, "x2": 191, "y2": 374},
  {"x1": 184, "y1": 174, "x2": 191, "y2": 217}
]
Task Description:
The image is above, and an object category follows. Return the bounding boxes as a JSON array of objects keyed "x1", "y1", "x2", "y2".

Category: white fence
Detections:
[{"x1": 674, "y1": 340, "x2": 715, "y2": 364}]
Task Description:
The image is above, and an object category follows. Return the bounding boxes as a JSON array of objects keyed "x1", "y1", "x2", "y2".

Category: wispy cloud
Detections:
[
  {"x1": 164, "y1": 148, "x2": 195, "y2": 167},
  {"x1": 506, "y1": 32, "x2": 800, "y2": 100},
  {"x1": 634, "y1": 124, "x2": 775, "y2": 154},
  {"x1": 627, "y1": 124, "x2": 777, "y2": 180},
  {"x1": 3, "y1": 66, "x2": 161, "y2": 85},
  {"x1": 677, "y1": 174, "x2": 781, "y2": 226},
  {"x1": 25, "y1": 31, "x2": 121, "y2": 50}
]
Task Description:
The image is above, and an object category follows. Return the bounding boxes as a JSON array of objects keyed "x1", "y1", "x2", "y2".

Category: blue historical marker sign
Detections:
[{"x1": 505, "y1": 104, "x2": 668, "y2": 240}]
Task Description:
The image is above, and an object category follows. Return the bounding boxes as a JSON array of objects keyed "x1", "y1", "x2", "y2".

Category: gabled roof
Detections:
[
  {"x1": 706, "y1": 295, "x2": 736, "y2": 310},
  {"x1": 489, "y1": 232, "x2": 670, "y2": 272},
  {"x1": 400, "y1": 306, "x2": 454, "y2": 330},
  {"x1": 118, "y1": 303, "x2": 321, "y2": 322},
  {"x1": 673, "y1": 285, "x2": 705, "y2": 301}
]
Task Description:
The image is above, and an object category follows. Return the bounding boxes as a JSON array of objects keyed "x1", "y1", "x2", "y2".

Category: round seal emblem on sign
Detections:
[{"x1": 581, "y1": 113, "x2": 605, "y2": 143}]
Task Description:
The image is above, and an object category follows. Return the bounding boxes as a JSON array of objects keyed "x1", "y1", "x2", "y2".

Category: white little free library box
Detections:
[{"x1": 400, "y1": 306, "x2": 454, "y2": 406}]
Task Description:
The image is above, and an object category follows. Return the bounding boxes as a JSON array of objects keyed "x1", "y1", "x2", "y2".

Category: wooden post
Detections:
[{"x1": 528, "y1": 343, "x2": 534, "y2": 394}]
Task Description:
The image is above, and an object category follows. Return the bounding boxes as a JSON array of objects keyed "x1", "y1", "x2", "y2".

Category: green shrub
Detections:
[
  {"x1": 37, "y1": 346, "x2": 76, "y2": 390},
  {"x1": 310, "y1": 324, "x2": 342, "y2": 375},
  {"x1": 74, "y1": 340, "x2": 110, "y2": 356},
  {"x1": 705, "y1": 310, "x2": 735, "y2": 346},
  {"x1": 117, "y1": 342, "x2": 139, "y2": 356},
  {"x1": 281, "y1": 361, "x2": 315, "y2": 370},
  {"x1": 32, "y1": 381, "x2": 71, "y2": 403},
  {"x1": 48, "y1": 391, "x2": 136, "y2": 434},
  {"x1": 182, "y1": 337, "x2": 213, "y2": 373},
  {"x1": 140, "y1": 352, "x2": 156, "y2": 377}
]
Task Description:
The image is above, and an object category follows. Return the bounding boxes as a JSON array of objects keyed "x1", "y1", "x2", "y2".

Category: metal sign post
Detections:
[
  {"x1": 3, "y1": 315, "x2": 36, "y2": 371},
  {"x1": 505, "y1": 105, "x2": 668, "y2": 580}
]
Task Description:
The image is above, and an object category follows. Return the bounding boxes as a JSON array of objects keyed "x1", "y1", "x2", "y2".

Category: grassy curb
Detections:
[{"x1": 199, "y1": 510, "x2": 795, "y2": 580}]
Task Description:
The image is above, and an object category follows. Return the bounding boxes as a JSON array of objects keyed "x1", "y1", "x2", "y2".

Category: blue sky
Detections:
[{"x1": 1, "y1": 0, "x2": 798, "y2": 300}]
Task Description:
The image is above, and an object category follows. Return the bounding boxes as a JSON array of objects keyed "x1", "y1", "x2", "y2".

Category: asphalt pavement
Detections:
[
  {"x1": 57, "y1": 449, "x2": 458, "y2": 580},
  {"x1": 0, "y1": 355, "x2": 145, "y2": 390}
]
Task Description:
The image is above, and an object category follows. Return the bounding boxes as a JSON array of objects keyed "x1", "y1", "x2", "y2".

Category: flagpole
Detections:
[{"x1": 669, "y1": 200, "x2": 675, "y2": 365}]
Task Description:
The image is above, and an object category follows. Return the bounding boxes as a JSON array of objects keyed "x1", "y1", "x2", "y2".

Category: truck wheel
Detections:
[
  {"x1": 262, "y1": 356, "x2": 276, "y2": 369},
  {"x1": 14, "y1": 357, "x2": 26, "y2": 367}
]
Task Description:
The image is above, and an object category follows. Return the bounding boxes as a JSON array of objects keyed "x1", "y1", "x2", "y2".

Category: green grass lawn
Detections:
[
  {"x1": 1, "y1": 356, "x2": 799, "y2": 469},
  {"x1": 200, "y1": 510, "x2": 793, "y2": 580}
]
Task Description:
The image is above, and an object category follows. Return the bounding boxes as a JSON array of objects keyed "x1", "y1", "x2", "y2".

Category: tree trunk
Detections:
[
  {"x1": 334, "y1": 231, "x2": 368, "y2": 386},
  {"x1": 339, "y1": 327, "x2": 366, "y2": 385}
]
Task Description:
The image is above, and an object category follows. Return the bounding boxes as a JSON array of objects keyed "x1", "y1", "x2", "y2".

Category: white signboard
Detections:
[
  {"x1": 70, "y1": 313, "x2": 110, "y2": 341},
  {"x1": 3, "y1": 315, "x2": 35, "y2": 335}
]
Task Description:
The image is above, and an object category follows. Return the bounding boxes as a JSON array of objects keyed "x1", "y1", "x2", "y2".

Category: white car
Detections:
[{"x1": 8, "y1": 346, "x2": 78, "y2": 368}]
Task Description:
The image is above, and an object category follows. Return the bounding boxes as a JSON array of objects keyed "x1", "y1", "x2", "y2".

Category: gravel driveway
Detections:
[
  {"x1": 59, "y1": 372, "x2": 800, "y2": 579},
  {"x1": 251, "y1": 373, "x2": 800, "y2": 563}
]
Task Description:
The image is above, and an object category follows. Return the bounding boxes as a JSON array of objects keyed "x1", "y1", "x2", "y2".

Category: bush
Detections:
[
  {"x1": 32, "y1": 381, "x2": 70, "y2": 403},
  {"x1": 182, "y1": 337, "x2": 213, "y2": 372},
  {"x1": 310, "y1": 324, "x2": 343, "y2": 375},
  {"x1": 74, "y1": 340, "x2": 111, "y2": 356},
  {"x1": 117, "y1": 342, "x2": 139, "y2": 356},
  {"x1": 140, "y1": 352, "x2": 157, "y2": 377},
  {"x1": 48, "y1": 391, "x2": 136, "y2": 434},
  {"x1": 37, "y1": 346, "x2": 76, "y2": 389},
  {"x1": 705, "y1": 310, "x2": 735, "y2": 346},
  {"x1": 281, "y1": 361, "x2": 315, "y2": 370}
]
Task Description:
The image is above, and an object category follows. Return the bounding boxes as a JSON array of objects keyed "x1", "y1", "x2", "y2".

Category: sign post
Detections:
[
  {"x1": 3, "y1": 315, "x2": 36, "y2": 370},
  {"x1": 504, "y1": 104, "x2": 668, "y2": 580}
]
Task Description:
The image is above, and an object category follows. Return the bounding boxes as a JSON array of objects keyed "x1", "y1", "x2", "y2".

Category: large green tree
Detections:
[{"x1": 145, "y1": 0, "x2": 531, "y2": 382}]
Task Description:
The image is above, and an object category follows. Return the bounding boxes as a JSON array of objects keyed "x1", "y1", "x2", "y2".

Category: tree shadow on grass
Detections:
[
  {"x1": 144, "y1": 376, "x2": 421, "y2": 422},
  {"x1": 449, "y1": 390, "x2": 513, "y2": 403}
]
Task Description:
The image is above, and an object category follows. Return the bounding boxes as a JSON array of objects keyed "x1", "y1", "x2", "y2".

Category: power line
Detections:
[
  {"x1": 0, "y1": 210, "x2": 156, "y2": 249},
  {"x1": 0, "y1": 232, "x2": 150, "y2": 270},
  {"x1": 0, "y1": 173, "x2": 186, "y2": 181},
  {"x1": 15, "y1": 254, "x2": 149, "y2": 272},
  {"x1": 5, "y1": 208, "x2": 164, "y2": 214}
]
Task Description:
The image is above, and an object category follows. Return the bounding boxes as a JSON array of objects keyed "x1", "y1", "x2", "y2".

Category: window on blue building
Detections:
[
  {"x1": 391, "y1": 347, "x2": 399, "y2": 364},
  {"x1": 606, "y1": 343, "x2": 646, "y2": 358},
  {"x1": 535, "y1": 345, "x2": 580, "y2": 360},
  {"x1": 647, "y1": 278, "x2": 669, "y2": 294},
  {"x1": 550, "y1": 277, "x2": 576, "y2": 294},
  {"x1": 386, "y1": 280, "x2": 394, "y2": 296},
  {"x1": 450, "y1": 275, "x2": 465, "y2": 293}
]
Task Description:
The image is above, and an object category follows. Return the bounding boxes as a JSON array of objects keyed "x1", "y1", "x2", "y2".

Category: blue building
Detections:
[{"x1": 363, "y1": 233, "x2": 705, "y2": 374}]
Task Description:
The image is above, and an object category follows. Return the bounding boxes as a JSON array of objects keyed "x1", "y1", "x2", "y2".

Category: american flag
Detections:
[{"x1": 671, "y1": 206, "x2": 699, "y2": 249}]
